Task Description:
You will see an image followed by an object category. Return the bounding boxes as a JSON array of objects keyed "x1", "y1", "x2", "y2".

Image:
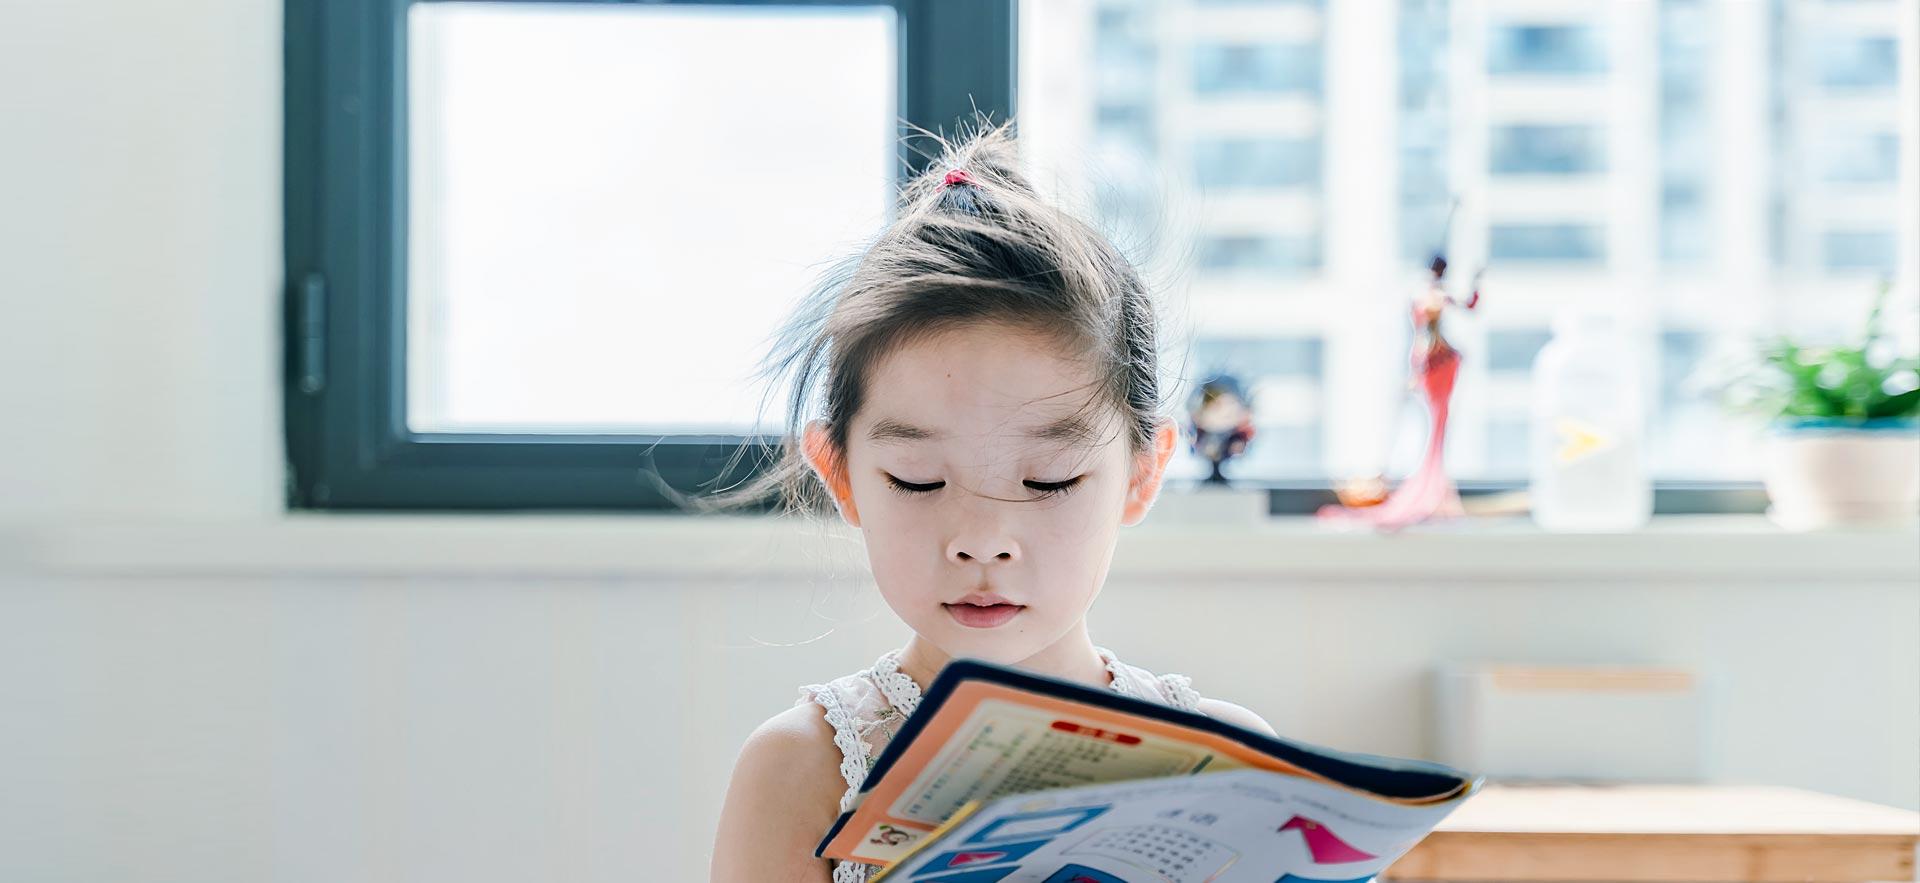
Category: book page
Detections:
[
  {"x1": 891, "y1": 697, "x2": 1240, "y2": 825},
  {"x1": 873, "y1": 769, "x2": 1472, "y2": 883},
  {"x1": 823, "y1": 679, "x2": 1306, "y2": 864}
]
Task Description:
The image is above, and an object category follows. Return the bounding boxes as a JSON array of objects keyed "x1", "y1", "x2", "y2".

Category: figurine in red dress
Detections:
[{"x1": 1320, "y1": 254, "x2": 1482, "y2": 530}]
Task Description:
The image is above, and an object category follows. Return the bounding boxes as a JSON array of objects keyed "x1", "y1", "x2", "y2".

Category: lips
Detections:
[{"x1": 944, "y1": 592, "x2": 1026, "y2": 629}]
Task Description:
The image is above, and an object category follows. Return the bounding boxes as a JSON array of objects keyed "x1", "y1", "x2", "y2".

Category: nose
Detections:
[
  {"x1": 949, "y1": 544, "x2": 1017, "y2": 563},
  {"x1": 944, "y1": 483, "x2": 1025, "y2": 564},
  {"x1": 946, "y1": 523, "x2": 1021, "y2": 564}
]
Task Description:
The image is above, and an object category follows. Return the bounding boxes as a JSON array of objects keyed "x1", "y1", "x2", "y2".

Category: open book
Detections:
[{"x1": 815, "y1": 659, "x2": 1480, "y2": 882}]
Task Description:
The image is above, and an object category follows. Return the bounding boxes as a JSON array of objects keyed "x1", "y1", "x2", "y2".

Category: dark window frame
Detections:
[
  {"x1": 283, "y1": 0, "x2": 1017, "y2": 510},
  {"x1": 286, "y1": 0, "x2": 1767, "y2": 517}
]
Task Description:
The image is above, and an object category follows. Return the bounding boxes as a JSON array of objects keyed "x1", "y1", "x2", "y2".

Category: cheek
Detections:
[
  {"x1": 1024, "y1": 475, "x2": 1129, "y2": 560},
  {"x1": 850, "y1": 483, "x2": 939, "y2": 588}
]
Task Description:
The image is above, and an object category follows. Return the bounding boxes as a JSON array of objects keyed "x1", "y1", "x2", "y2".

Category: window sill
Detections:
[{"x1": 5, "y1": 512, "x2": 1914, "y2": 583}]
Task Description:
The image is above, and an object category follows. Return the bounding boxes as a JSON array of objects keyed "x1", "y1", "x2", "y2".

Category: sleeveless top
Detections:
[{"x1": 795, "y1": 647, "x2": 1206, "y2": 883}]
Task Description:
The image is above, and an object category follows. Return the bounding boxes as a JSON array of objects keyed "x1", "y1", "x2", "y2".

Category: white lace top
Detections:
[{"x1": 795, "y1": 647, "x2": 1206, "y2": 883}]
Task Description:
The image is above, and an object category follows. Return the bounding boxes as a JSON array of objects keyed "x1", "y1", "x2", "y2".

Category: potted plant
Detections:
[{"x1": 1725, "y1": 283, "x2": 1919, "y2": 530}]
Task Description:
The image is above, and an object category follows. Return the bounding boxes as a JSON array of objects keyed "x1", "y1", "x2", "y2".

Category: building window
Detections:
[
  {"x1": 1822, "y1": 230, "x2": 1898, "y2": 274},
  {"x1": 1488, "y1": 224, "x2": 1607, "y2": 264},
  {"x1": 1489, "y1": 125, "x2": 1606, "y2": 175},
  {"x1": 1193, "y1": 43, "x2": 1324, "y2": 96},
  {"x1": 1196, "y1": 235, "x2": 1324, "y2": 274},
  {"x1": 1194, "y1": 138, "x2": 1322, "y2": 190},
  {"x1": 1487, "y1": 24, "x2": 1607, "y2": 76}
]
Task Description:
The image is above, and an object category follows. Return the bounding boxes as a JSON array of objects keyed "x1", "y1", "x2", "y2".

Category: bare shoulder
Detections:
[
  {"x1": 710, "y1": 703, "x2": 847, "y2": 883},
  {"x1": 1196, "y1": 697, "x2": 1278, "y2": 737}
]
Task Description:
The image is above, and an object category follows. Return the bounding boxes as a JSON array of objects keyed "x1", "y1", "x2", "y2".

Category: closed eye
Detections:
[
  {"x1": 879, "y1": 472, "x2": 1082, "y2": 499},
  {"x1": 883, "y1": 472, "x2": 944, "y2": 491},
  {"x1": 1029, "y1": 476, "x2": 1090, "y2": 495}
]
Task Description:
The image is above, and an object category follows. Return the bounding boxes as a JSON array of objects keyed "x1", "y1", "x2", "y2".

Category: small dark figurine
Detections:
[{"x1": 1187, "y1": 374, "x2": 1257, "y2": 484}]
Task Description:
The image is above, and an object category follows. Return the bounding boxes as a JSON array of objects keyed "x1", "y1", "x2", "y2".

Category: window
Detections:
[
  {"x1": 1489, "y1": 125, "x2": 1605, "y2": 175},
  {"x1": 284, "y1": 0, "x2": 1014, "y2": 509},
  {"x1": 1488, "y1": 224, "x2": 1607, "y2": 264},
  {"x1": 407, "y1": 4, "x2": 896, "y2": 434},
  {"x1": 1192, "y1": 43, "x2": 1323, "y2": 96},
  {"x1": 1823, "y1": 230, "x2": 1898, "y2": 274},
  {"x1": 1193, "y1": 138, "x2": 1321, "y2": 190},
  {"x1": 1020, "y1": 0, "x2": 1918, "y2": 490},
  {"x1": 1487, "y1": 24, "x2": 1606, "y2": 76},
  {"x1": 1197, "y1": 236, "x2": 1323, "y2": 275},
  {"x1": 291, "y1": 0, "x2": 1916, "y2": 510},
  {"x1": 1813, "y1": 34, "x2": 1898, "y2": 89},
  {"x1": 1819, "y1": 132, "x2": 1901, "y2": 184}
]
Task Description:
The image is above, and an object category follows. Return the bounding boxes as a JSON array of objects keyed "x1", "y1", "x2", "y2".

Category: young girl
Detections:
[{"x1": 710, "y1": 123, "x2": 1276, "y2": 883}]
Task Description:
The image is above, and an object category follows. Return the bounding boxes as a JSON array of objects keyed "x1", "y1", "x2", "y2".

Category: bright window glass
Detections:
[{"x1": 406, "y1": 4, "x2": 896, "y2": 433}]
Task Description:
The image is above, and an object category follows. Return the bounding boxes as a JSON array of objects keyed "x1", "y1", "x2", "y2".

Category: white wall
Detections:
[
  {"x1": 1, "y1": 3, "x2": 1916, "y2": 883},
  {"x1": 2, "y1": 560, "x2": 1916, "y2": 883},
  {"x1": 0, "y1": 0, "x2": 282, "y2": 523}
]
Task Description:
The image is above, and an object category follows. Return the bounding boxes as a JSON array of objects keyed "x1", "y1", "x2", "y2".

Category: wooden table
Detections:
[{"x1": 1387, "y1": 785, "x2": 1920, "y2": 882}]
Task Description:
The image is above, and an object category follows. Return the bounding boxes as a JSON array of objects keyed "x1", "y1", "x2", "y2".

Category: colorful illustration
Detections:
[
  {"x1": 917, "y1": 839, "x2": 1051, "y2": 874},
  {"x1": 910, "y1": 867, "x2": 1020, "y2": 883},
  {"x1": 868, "y1": 768, "x2": 1473, "y2": 883},
  {"x1": 1042, "y1": 864, "x2": 1130, "y2": 883},
  {"x1": 839, "y1": 661, "x2": 1480, "y2": 881},
  {"x1": 1277, "y1": 816, "x2": 1376, "y2": 864},
  {"x1": 1066, "y1": 823, "x2": 1240, "y2": 880},
  {"x1": 970, "y1": 806, "x2": 1112, "y2": 845}
]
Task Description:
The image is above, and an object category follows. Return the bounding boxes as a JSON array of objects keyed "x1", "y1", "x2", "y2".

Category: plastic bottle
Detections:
[{"x1": 1529, "y1": 306, "x2": 1653, "y2": 531}]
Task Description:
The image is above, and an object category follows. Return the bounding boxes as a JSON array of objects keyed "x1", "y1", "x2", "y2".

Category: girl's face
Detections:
[{"x1": 804, "y1": 323, "x2": 1176, "y2": 666}]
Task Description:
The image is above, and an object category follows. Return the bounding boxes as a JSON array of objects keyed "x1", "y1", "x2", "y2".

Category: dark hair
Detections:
[{"x1": 711, "y1": 119, "x2": 1165, "y2": 513}]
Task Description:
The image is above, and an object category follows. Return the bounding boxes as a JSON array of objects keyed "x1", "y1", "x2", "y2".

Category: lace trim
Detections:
[
  {"x1": 1158, "y1": 672, "x2": 1203, "y2": 712},
  {"x1": 803, "y1": 683, "x2": 869, "y2": 814},
  {"x1": 1095, "y1": 646, "x2": 1134, "y2": 698},
  {"x1": 868, "y1": 650, "x2": 923, "y2": 717}
]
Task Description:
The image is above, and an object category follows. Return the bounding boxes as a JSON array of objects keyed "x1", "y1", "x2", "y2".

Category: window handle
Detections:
[{"x1": 296, "y1": 272, "x2": 326, "y2": 395}]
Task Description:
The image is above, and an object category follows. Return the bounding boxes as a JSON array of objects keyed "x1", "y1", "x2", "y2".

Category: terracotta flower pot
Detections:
[{"x1": 1761, "y1": 418, "x2": 1920, "y2": 530}]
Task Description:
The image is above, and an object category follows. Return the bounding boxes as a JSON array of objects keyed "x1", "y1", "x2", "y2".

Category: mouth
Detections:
[{"x1": 943, "y1": 593, "x2": 1027, "y2": 629}]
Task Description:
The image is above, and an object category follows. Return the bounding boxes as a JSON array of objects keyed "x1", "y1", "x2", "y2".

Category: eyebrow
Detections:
[{"x1": 865, "y1": 416, "x2": 1101, "y2": 446}]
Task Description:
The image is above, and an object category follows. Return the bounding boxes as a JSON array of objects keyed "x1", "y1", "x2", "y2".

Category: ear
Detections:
[
  {"x1": 1121, "y1": 418, "x2": 1179, "y2": 526},
  {"x1": 802, "y1": 421, "x2": 861, "y2": 528}
]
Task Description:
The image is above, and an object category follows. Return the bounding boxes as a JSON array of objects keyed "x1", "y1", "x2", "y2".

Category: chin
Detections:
[{"x1": 931, "y1": 623, "x2": 1053, "y2": 667}]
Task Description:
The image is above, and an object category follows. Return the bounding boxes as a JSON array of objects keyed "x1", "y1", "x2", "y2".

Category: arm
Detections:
[
  {"x1": 710, "y1": 704, "x2": 847, "y2": 883},
  {"x1": 1196, "y1": 697, "x2": 1278, "y2": 738}
]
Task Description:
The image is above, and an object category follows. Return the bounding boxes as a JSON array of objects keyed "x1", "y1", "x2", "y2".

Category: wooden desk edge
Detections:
[{"x1": 1388, "y1": 831, "x2": 1920, "y2": 883}]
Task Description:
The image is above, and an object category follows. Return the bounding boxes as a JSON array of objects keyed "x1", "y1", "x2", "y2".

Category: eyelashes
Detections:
[
  {"x1": 884, "y1": 475, "x2": 946, "y2": 494},
  {"x1": 883, "y1": 473, "x2": 1084, "y2": 500}
]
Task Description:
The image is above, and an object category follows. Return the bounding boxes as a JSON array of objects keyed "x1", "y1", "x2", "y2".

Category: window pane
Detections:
[
  {"x1": 1822, "y1": 230, "x2": 1897, "y2": 274},
  {"x1": 1487, "y1": 24, "x2": 1606, "y2": 75},
  {"x1": 1813, "y1": 34, "x2": 1898, "y2": 89},
  {"x1": 1819, "y1": 132, "x2": 1900, "y2": 184},
  {"x1": 1022, "y1": 0, "x2": 1917, "y2": 485},
  {"x1": 1193, "y1": 43, "x2": 1323, "y2": 96},
  {"x1": 1197, "y1": 235, "x2": 1323, "y2": 274},
  {"x1": 1489, "y1": 125, "x2": 1606, "y2": 174},
  {"x1": 1488, "y1": 224, "x2": 1606, "y2": 263},
  {"x1": 1194, "y1": 138, "x2": 1321, "y2": 189},
  {"x1": 407, "y1": 4, "x2": 896, "y2": 433}
]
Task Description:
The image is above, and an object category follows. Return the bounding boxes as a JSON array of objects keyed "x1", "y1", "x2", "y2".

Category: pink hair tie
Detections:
[{"x1": 941, "y1": 168, "x2": 974, "y2": 188}]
